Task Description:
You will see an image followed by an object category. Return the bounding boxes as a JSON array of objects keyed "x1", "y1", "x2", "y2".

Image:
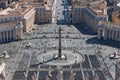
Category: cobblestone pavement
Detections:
[{"x1": 1, "y1": 23, "x2": 118, "y2": 80}]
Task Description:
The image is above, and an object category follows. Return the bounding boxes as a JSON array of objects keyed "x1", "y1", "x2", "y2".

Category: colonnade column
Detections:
[
  {"x1": 20, "y1": 29, "x2": 22, "y2": 39},
  {"x1": 3, "y1": 32, "x2": 5, "y2": 42},
  {"x1": 108, "y1": 30, "x2": 111, "y2": 40},
  {"x1": 13, "y1": 30, "x2": 16, "y2": 40},
  {"x1": 115, "y1": 31, "x2": 118, "y2": 41},
  {"x1": 9, "y1": 30, "x2": 12, "y2": 40},
  {"x1": 104, "y1": 30, "x2": 107, "y2": 40},
  {"x1": 1, "y1": 32, "x2": 3, "y2": 42},
  {"x1": 111, "y1": 31, "x2": 114, "y2": 40},
  {"x1": 98, "y1": 29, "x2": 101, "y2": 39},
  {"x1": 0, "y1": 30, "x2": 15, "y2": 43},
  {"x1": 6, "y1": 31, "x2": 8, "y2": 41}
]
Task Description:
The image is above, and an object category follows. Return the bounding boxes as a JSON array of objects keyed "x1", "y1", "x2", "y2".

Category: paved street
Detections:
[{"x1": 52, "y1": 0, "x2": 67, "y2": 23}]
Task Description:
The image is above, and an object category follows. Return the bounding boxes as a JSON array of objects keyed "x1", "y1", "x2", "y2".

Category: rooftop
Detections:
[
  {"x1": 0, "y1": 21, "x2": 21, "y2": 30},
  {"x1": 0, "y1": 0, "x2": 52, "y2": 18},
  {"x1": 97, "y1": 21, "x2": 120, "y2": 28},
  {"x1": 89, "y1": 1, "x2": 107, "y2": 15},
  {"x1": 70, "y1": 0, "x2": 107, "y2": 15},
  {"x1": 71, "y1": 0, "x2": 87, "y2": 7},
  {"x1": 0, "y1": 4, "x2": 34, "y2": 18}
]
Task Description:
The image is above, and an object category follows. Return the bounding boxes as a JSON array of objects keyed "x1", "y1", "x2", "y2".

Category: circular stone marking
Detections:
[{"x1": 36, "y1": 50, "x2": 84, "y2": 66}]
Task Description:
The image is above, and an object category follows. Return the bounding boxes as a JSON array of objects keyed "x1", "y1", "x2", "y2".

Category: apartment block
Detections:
[
  {"x1": 0, "y1": 0, "x2": 9, "y2": 9},
  {"x1": 0, "y1": 2, "x2": 35, "y2": 32},
  {"x1": 29, "y1": 0, "x2": 52, "y2": 24},
  {"x1": 67, "y1": 0, "x2": 108, "y2": 32},
  {"x1": 35, "y1": 4, "x2": 52, "y2": 24}
]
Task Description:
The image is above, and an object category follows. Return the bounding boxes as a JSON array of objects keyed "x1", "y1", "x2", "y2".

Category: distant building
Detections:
[
  {"x1": 32, "y1": 0, "x2": 49, "y2": 4},
  {"x1": 97, "y1": 2, "x2": 120, "y2": 41},
  {"x1": 67, "y1": 0, "x2": 108, "y2": 32},
  {"x1": 0, "y1": 0, "x2": 9, "y2": 9},
  {"x1": 34, "y1": 4, "x2": 52, "y2": 24},
  {"x1": 97, "y1": 21, "x2": 120, "y2": 41},
  {"x1": 0, "y1": 21, "x2": 23, "y2": 43},
  {"x1": 112, "y1": 11, "x2": 120, "y2": 25},
  {"x1": 0, "y1": 3, "x2": 35, "y2": 32},
  {"x1": 29, "y1": 0, "x2": 52, "y2": 24},
  {"x1": 106, "y1": 0, "x2": 117, "y2": 22},
  {"x1": 112, "y1": 4, "x2": 120, "y2": 25},
  {"x1": 21, "y1": 6, "x2": 35, "y2": 32},
  {"x1": 0, "y1": 0, "x2": 52, "y2": 43}
]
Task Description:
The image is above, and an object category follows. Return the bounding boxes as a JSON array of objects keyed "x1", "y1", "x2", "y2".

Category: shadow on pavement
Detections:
[
  {"x1": 56, "y1": 20, "x2": 68, "y2": 25},
  {"x1": 86, "y1": 37, "x2": 120, "y2": 48},
  {"x1": 56, "y1": 22, "x2": 97, "y2": 35},
  {"x1": 73, "y1": 23, "x2": 97, "y2": 35}
]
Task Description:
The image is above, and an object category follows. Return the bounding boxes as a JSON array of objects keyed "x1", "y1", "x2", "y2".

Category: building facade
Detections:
[
  {"x1": 0, "y1": 0, "x2": 53, "y2": 43},
  {"x1": 0, "y1": 0, "x2": 9, "y2": 9},
  {"x1": 0, "y1": 21, "x2": 23, "y2": 43},
  {"x1": 67, "y1": 0, "x2": 108, "y2": 32},
  {"x1": 28, "y1": 0, "x2": 52, "y2": 24},
  {"x1": 21, "y1": 6, "x2": 35, "y2": 32},
  {"x1": 97, "y1": 21, "x2": 120, "y2": 41},
  {"x1": 35, "y1": 5, "x2": 52, "y2": 24},
  {"x1": 0, "y1": 3, "x2": 35, "y2": 32},
  {"x1": 32, "y1": 0, "x2": 49, "y2": 4}
]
